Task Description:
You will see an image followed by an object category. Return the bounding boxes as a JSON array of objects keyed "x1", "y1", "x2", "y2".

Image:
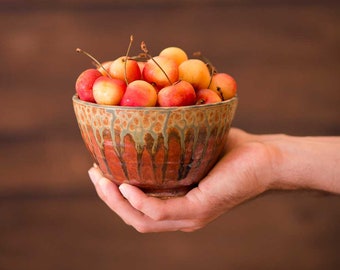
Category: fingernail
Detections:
[
  {"x1": 99, "y1": 178, "x2": 110, "y2": 197},
  {"x1": 119, "y1": 183, "x2": 129, "y2": 199},
  {"x1": 88, "y1": 167, "x2": 99, "y2": 185}
]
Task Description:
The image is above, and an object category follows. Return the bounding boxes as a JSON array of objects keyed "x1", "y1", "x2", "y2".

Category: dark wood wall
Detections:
[{"x1": 1, "y1": 1, "x2": 339, "y2": 269}]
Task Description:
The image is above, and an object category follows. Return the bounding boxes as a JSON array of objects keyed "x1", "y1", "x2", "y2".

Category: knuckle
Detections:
[
  {"x1": 134, "y1": 223, "x2": 151, "y2": 234},
  {"x1": 97, "y1": 189, "x2": 107, "y2": 202},
  {"x1": 130, "y1": 197, "x2": 146, "y2": 211},
  {"x1": 181, "y1": 220, "x2": 205, "y2": 232},
  {"x1": 134, "y1": 200, "x2": 168, "y2": 221},
  {"x1": 149, "y1": 210, "x2": 167, "y2": 221}
]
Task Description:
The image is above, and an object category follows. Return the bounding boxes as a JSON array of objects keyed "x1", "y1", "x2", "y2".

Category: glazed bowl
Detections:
[{"x1": 72, "y1": 95, "x2": 238, "y2": 197}]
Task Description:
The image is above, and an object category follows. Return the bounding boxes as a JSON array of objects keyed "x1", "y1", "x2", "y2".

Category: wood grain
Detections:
[{"x1": 1, "y1": 2, "x2": 339, "y2": 269}]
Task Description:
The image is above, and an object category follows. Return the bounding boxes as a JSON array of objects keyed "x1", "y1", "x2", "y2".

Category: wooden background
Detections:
[{"x1": 1, "y1": 1, "x2": 339, "y2": 269}]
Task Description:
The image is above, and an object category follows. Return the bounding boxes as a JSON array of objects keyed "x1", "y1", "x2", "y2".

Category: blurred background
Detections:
[{"x1": 0, "y1": 0, "x2": 339, "y2": 269}]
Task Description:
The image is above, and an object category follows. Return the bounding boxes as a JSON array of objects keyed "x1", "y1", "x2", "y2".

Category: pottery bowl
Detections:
[{"x1": 73, "y1": 95, "x2": 238, "y2": 197}]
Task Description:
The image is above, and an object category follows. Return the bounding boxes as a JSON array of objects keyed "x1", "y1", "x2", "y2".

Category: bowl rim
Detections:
[{"x1": 72, "y1": 94, "x2": 238, "y2": 111}]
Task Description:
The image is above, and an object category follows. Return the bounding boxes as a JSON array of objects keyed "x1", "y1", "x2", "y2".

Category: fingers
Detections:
[
  {"x1": 88, "y1": 166, "x2": 144, "y2": 226},
  {"x1": 88, "y1": 166, "x2": 203, "y2": 232},
  {"x1": 119, "y1": 183, "x2": 204, "y2": 221},
  {"x1": 86, "y1": 127, "x2": 261, "y2": 233},
  {"x1": 226, "y1": 128, "x2": 249, "y2": 149}
]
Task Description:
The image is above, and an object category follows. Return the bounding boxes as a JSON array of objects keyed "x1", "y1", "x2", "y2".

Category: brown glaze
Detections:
[{"x1": 73, "y1": 95, "x2": 238, "y2": 197}]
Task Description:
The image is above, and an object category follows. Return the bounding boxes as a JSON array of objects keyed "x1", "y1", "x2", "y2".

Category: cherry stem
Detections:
[
  {"x1": 76, "y1": 48, "x2": 112, "y2": 78},
  {"x1": 141, "y1": 41, "x2": 172, "y2": 85},
  {"x1": 123, "y1": 35, "x2": 134, "y2": 85},
  {"x1": 196, "y1": 98, "x2": 205, "y2": 105},
  {"x1": 129, "y1": 53, "x2": 148, "y2": 62}
]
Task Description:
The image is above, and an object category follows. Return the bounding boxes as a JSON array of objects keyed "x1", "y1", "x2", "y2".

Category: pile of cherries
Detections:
[{"x1": 75, "y1": 37, "x2": 237, "y2": 107}]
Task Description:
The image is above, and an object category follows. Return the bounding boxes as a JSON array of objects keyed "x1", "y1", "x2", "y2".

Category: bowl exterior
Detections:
[{"x1": 73, "y1": 95, "x2": 237, "y2": 197}]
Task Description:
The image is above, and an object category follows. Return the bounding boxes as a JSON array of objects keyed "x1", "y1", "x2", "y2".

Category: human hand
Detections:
[
  {"x1": 88, "y1": 128, "x2": 340, "y2": 232},
  {"x1": 88, "y1": 128, "x2": 275, "y2": 232}
]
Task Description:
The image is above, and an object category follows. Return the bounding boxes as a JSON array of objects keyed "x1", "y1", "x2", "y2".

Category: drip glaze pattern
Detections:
[{"x1": 73, "y1": 95, "x2": 237, "y2": 197}]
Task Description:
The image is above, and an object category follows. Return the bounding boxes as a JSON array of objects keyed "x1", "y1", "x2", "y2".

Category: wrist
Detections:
[{"x1": 265, "y1": 134, "x2": 340, "y2": 194}]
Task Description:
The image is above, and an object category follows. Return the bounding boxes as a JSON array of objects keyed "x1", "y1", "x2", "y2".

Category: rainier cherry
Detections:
[
  {"x1": 75, "y1": 68, "x2": 102, "y2": 102},
  {"x1": 93, "y1": 77, "x2": 126, "y2": 105},
  {"x1": 196, "y1": 88, "x2": 222, "y2": 105},
  {"x1": 120, "y1": 80, "x2": 158, "y2": 107},
  {"x1": 178, "y1": 59, "x2": 211, "y2": 90},
  {"x1": 109, "y1": 56, "x2": 141, "y2": 83},
  {"x1": 97, "y1": 61, "x2": 112, "y2": 76},
  {"x1": 137, "y1": 61, "x2": 146, "y2": 75},
  {"x1": 158, "y1": 80, "x2": 196, "y2": 107},
  {"x1": 142, "y1": 56, "x2": 179, "y2": 90},
  {"x1": 209, "y1": 73, "x2": 237, "y2": 100},
  {"x1": 159, "y1": 46, "x2": 188, "y2": 66},
  {"x1": 75, "y1": 39, "x2": 237, "y2": 107}
]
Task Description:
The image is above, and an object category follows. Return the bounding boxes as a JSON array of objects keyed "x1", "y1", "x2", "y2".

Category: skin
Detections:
[
  {"x1": 158, "y1": 80, "x2": 196, "y2": 107},
  {"x1": 159, "y1": 47, "x2": 188, "y2": 66},
  {"x1": 209, "y1": 73, "x2": 237, "y2": 101},
  {"x1": 178, "y1": 59, "x2": 211, "y2": 90},
  {"x1": 142, "y1": 56, "x2": 179, "y2": 89},
  {"x1": 88, "y1": 128, "x2": 340, "y2": 233},
  {"x1": 195, "y1": 88, "x2": 222, "y2": 104},
  {"x1": 120, "y1": 80, "x2": 157, "y2": 107},
  {"x1": 75, "y1": 69, "x2": 102, "y2": 102}
]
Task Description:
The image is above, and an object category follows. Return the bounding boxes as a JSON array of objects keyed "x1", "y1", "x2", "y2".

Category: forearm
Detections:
[{"x1": 267, "y1": 134, "x2": 340, "y2": 194}]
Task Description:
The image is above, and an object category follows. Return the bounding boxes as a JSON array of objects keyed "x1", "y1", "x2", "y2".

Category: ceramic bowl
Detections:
[{"x1": 72, "y1": 95, "x2": 238, "y2": 197}]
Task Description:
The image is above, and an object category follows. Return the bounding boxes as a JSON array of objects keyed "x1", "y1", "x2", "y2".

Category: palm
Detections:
[{"x1": 89, "y1": 128, "x2": 272, "y2": 232}]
